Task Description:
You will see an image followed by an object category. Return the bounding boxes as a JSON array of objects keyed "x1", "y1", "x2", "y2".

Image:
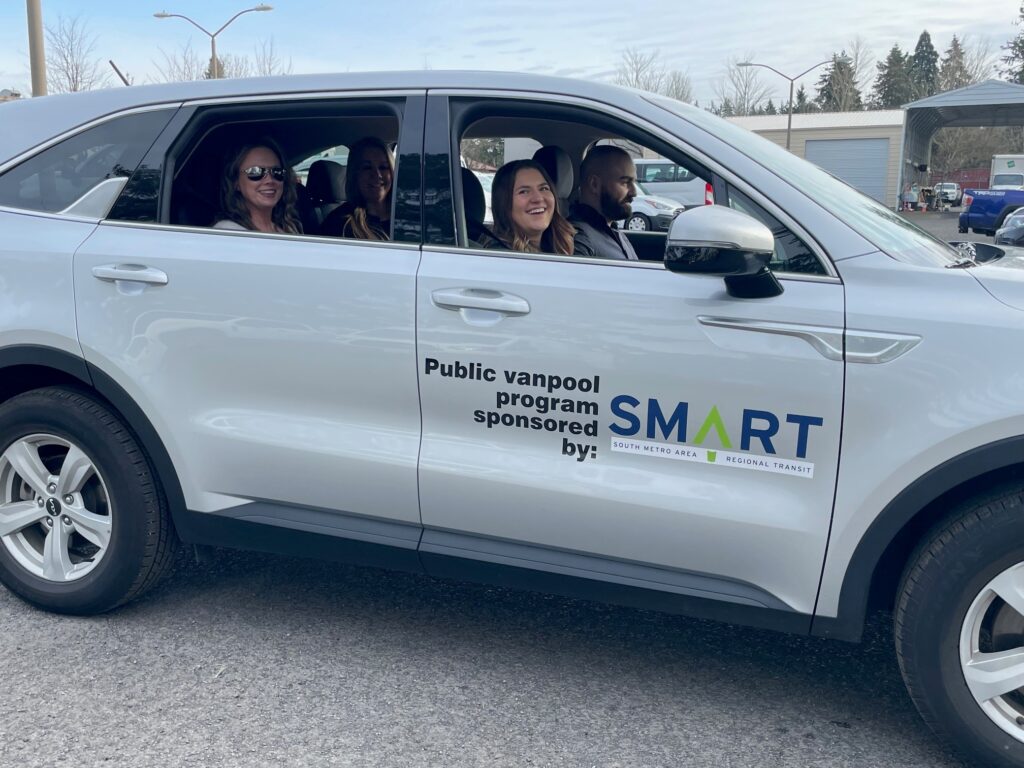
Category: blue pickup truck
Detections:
[{"x1": 958, "y1": 188, "x2": 1024, "y2": 235}]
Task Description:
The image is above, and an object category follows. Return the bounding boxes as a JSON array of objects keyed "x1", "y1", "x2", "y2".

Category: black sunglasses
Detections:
[{"x1": 243, "y1": 165, "x2": 287, "y2": 182}]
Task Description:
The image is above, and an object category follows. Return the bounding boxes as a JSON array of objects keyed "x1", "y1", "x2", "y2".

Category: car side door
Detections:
[
  {"x1": 72, "y1": 93, "x2": 426, "y2": 551},
  {"x1": 413, "y1": 92, "x2": 845, "y2": 624}
]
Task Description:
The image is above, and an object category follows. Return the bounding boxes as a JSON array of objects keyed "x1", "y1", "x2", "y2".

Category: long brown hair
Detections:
[
  {"x1": 344, "y1": 136, "x2": 394, "y2": 241},
  {"x1": 491, "y1": 159, "x2": 574, "y2": 255},
  {"x1": 219, "y1": 137, "x2": 301, "y2": 234}
]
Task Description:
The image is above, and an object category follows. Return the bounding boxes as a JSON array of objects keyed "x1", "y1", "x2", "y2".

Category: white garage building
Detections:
[{"x1": 727, "y1": 111, "x2": 905, "y2": 208}]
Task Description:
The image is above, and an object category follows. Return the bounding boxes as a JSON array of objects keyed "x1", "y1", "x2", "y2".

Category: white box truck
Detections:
[{"x1": 990, "y1": 154, "x2": 1024, "y2": 188}]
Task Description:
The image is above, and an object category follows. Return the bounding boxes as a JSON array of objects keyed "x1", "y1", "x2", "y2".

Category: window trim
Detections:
[{"x1": 427, "y1": 88, "x2": 839, "y2": 280}]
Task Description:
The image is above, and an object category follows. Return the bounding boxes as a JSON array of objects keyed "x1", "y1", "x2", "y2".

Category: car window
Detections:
[
  {"x1": 727, "y1": 185, "x2": 826, "y2": 276},
  {"x1": 0, "y1": 109, "x2": 175, "y2": 214},
  {"x1": 140, "y1": 98, "x2": 411, "y2": 240}
]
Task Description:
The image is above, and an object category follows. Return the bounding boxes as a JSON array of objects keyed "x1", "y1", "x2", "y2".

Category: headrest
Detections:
[
  {"x1": 533, "y1": 145, "x2": 574, "y2": 199},
  {"x1": 306, "y1": 159, "x2": 346, "y2": 202},
  {"x1": 461, "y1": 167, "x2": 485, "y2": 224}
]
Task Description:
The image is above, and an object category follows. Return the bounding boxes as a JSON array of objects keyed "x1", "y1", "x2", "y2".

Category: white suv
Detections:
[{"x1": 2, "y1": 72, "x2": 1024, "y2": 767}]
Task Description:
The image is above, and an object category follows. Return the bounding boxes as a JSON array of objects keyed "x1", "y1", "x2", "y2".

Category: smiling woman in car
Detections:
[
  {"x1": 214, "y1": 137, "x2": 302, "y2": 234},
  {"x1": 481, "y1": 158, "x2": 574, "y2": 254},
  {"x1": 320, "y1": 136, "x2": 394, "y2": 240}
]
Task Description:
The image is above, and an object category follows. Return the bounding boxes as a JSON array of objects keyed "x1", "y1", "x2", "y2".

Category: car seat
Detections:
[{"x1": 532, "y1": 145, "x2": 574, "y2": 215}]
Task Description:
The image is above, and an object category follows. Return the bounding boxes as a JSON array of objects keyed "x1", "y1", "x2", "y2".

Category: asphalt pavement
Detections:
[{"x1": 0, "y1": 548, "x2": 964, "y2": 768}]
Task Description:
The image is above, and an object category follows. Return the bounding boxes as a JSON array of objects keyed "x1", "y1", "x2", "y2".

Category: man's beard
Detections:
[{"x1": 599, "y1": 188, "x2": 631, "y2": 221}]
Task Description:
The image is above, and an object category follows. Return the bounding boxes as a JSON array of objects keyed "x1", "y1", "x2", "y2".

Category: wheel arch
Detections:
[
  {"x1": 996, "y1": 204, "x2": 1022, "y2": 229},
  {"x1": 812, "y1": 436, "x2": 1024, "y2": 641},
  {"x1": 0, "y1": 345, "x2": 187, "y2": 530}
]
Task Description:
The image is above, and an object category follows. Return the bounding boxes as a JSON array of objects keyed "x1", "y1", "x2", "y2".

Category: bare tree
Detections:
[
  {"x1": 253, "y1": 39, "x2": 293, "y2": 76},
  {"x1": 45, "y1": 15, "x2": 108, "y2": 93},
  {"x1": 714, "y1": 54, "x2": 773, "y2": 116},
  {"x1": 846, "y1": 37, "x2": 875, "y2": 94},
  {"x1": 155, "y1": 39, "x2": 290, "y2": 82},
  {"x1": 154, "y1": 41, "x2": 207, "y2": 82},
  {"x1": 963, "y1": 35, "x2": 997, "y2": 83},
  {"x1": 212, "y1": 53, "x2": 253, "y2": 80},
  {"x1": 613, "y1": 48, "x2": 693, "y2": 102}
]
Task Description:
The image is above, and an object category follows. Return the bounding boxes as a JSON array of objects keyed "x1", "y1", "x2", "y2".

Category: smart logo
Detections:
[{"x1": 608, "y1": 395, "x2": 824, "y2": 479}]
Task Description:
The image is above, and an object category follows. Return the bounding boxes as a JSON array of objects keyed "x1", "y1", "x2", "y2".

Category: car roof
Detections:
[{"x1": 0, "y1": 71, "x2": 652, "y2": 166}]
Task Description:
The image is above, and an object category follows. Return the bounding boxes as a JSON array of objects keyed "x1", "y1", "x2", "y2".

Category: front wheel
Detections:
[
  {"x1": 625, "y1": 213, "x2": 650, "y2": 231},
  {"x1": 0, "y1": 387, "x2": 177, "y2": 614},
  {"x1": 896, "y1": 485, "x2": 1024, "y2": 767}
]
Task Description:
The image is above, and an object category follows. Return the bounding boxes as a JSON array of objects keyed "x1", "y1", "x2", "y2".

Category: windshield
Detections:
[{"x1": 646, "y1": 95, "x2": 961, "y2": 268}]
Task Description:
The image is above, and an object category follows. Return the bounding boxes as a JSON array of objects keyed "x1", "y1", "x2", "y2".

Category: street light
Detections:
[
  {"x1": 154, "y1": 4, "x2": 273, "y2": 79},
  {"x1": 737, "y1": 59, "x2": 831, "y2": 151}
]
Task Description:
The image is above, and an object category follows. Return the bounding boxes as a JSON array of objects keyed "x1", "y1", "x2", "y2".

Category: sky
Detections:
[{"x1": 1, "y1": 0, "x2": 1021, "y2": 105}]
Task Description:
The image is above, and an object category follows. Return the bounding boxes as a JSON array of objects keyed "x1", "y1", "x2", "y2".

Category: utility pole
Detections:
[{"x1": 26, "y1": 0, "x2": 47, "y2": 96}]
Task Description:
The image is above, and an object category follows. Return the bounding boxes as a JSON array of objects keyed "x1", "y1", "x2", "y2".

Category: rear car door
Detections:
[{"x1": 72, "y1": 93, "x2": 426, "y2": 546}]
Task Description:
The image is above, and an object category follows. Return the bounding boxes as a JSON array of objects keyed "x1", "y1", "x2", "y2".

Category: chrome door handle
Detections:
[
  {"x1": 431, "y1": 288, "x2": 530, "y2": 316},
  {"x1": 92, "y1": 264, "x2": 168, "y2": 286}
]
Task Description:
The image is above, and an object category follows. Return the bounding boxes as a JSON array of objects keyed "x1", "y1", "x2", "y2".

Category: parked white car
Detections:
[
  {"x1": 621, "y1": 181, "x2": 685, "y2": 231},
  {"x1": 4, "y1": 71, "x2": 1024, "y2": 767}
]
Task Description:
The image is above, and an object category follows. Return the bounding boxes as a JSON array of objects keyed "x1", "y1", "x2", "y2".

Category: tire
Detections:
[
  {"x1": 896, "y1": 484, "x2": 1024, "y2": 767},
  {"x1": 0, "y1": 387, "x2": 177, "y2": 614},
  {"x1": 625, "y1": 214, "x2": 650, "y2": 231}
]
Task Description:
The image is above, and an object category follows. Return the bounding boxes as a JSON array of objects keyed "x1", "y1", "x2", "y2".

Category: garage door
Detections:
[{"x1": 804, "y1": 138, "x2": 889, "y2": 203}]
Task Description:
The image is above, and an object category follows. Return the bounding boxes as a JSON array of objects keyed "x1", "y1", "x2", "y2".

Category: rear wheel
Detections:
[
  {"x1": 896, "y1": 485, "x2": 1024, "y2": 767},
  {"x1": 625, "y1": 213, "x2": 650, "y2": 231},
  {"x1": 0, "y1": 387, "x2": 177, "y2": 614}
]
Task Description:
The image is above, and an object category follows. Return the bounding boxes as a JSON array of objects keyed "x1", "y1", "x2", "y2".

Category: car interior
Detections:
[
  {"x1": 453, "y1": 109, "x2": 710, "y2": 262},
  {"x1": 166, "y1": 100, "x2": 401, "y2": 235},
  {"x1": 153, "y1": 98, "x2": 821, "y2": 274}
]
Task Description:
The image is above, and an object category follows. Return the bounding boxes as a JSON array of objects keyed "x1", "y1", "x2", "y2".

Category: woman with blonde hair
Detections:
[
  {"x1": 321, "y1": 136, "x2": 394, "y2": 240},
  {"x1": 481, "y1": 159, "x2": 574, "y2": 254},
  {"x1": 214, "y1": 137, "x2": 302, "y2": 234}
]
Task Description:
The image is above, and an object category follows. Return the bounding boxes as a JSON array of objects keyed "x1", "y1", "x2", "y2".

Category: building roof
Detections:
[
  {"x1": 728, "y1": 110, "x2": 904, "y2": 131},
  {"x1": 905, "y1": 79, "x2": 1024, "y2": 111}
]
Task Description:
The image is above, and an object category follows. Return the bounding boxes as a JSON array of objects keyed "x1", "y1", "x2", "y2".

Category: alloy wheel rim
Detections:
[
  {"x1": 960, "y1": 562, "x2": 1024, "y2": 743},
  {"x1": 0, "y1": 434, "x2": 112, "y2": 582}
]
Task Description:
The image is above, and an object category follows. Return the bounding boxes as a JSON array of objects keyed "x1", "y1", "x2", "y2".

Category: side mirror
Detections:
[{"x1": 664, "y1": 206, "x2": 783, "y2": 299}]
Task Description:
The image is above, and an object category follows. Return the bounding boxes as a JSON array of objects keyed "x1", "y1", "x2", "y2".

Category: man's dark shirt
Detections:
[{"x1": 568, "y1": 203, "x2": 639, "y2": 261}]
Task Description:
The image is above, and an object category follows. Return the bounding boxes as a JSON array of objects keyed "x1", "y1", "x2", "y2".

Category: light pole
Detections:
[
  {"x1": 737, "y1": 60, "x2": 831, "y2": 151},
  {"x1": 154, "y1": 4, "x2": 272, "y2": 79},
  {"x1": 26, "y1": 0, "x2": 47, "y2": 96}
]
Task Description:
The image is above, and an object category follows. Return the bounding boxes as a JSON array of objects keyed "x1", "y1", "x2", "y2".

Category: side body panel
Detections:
[
  {"x1": 0, "y1": 209, "x2": 93, "y2": 356},
  {"x1": 74, "y1": 224, "x2": 422, "y2": 523},
  {"x1": 816, "y1": 251, "x2": 1024, "y2": 620}
]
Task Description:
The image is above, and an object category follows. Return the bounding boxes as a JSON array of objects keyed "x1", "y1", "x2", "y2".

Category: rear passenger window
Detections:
[{"x1": 0, "y1": 109, "x2": 174, "y2": 214}]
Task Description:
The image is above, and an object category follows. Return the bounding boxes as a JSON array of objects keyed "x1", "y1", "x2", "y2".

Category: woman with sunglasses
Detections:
[
  {"x1": 320, "y1": 137, "x2": 394, "y2": 240},
  {"x1": 214, "y1": 138, "x2": 302, "y2": 234}
]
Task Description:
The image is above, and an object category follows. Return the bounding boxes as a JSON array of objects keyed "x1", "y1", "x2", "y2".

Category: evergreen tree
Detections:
[
  {"x1": 764, "y1": 99, "x2": 777, "y2": 115},
  {"x1": 1003, "y1": 3, "x2": 1024, "y2": 83},
  {"x1": 815, "y1": 52, "x2": 863, "y2": 111},
  {"x1": 871, "y1": 44, "x2": 915, "y2": 108},
  {"x1": 719, "y1": 97, "x2": 735, "y2": 118},
  {"x1": 909, "y1": 31, "x2": 940, "y2": 98},
  {"x1": 794, "y1": 84, "x2": 816, "y2": 113},
  {"x1": 939, "y1": 35, "x2": 972, "y2": 91}
]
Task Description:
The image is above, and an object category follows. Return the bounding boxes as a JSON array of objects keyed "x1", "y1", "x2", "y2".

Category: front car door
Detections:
[{"x1": 414, "y1": 90, "x2": 848, "y2": 625}]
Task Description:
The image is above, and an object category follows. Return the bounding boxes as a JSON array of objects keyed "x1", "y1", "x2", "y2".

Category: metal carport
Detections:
[{"x1": 899, "y1": 79, "x2": 1024, "y2": 207}]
